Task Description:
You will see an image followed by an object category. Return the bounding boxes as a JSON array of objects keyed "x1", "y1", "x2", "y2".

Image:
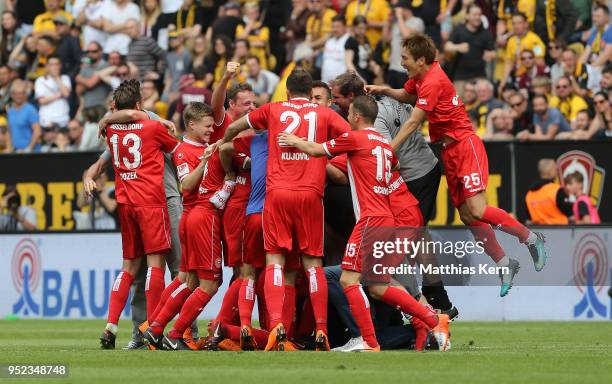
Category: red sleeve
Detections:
[
  {"x1": 246, "y1": 104, "x2": 270, "y2": 131},
  {"x1": 329, "y1": 153, "x2": 348, "y2": 175},
  {"x1": 403, "y1": 78, "x2": 416, "y2": 94},
  {"x1": 156, "y1": 122, "x2": 179, "y2": 153},
  {"x1": 232, "y1": 153, "x2": 249, "y2": 169},
  {"x1": 232, "y1": 134, "x2": 253, "y2": 156},
  {"x1": 322, "y1": 131, "x2": 356, "y2": 157},
  {"x1": 172, "y1": 148, "x2": 192, "y2": 182},
  {"x1": 327, "y1": 109, "x2": 351, "y2": 138},
  {"x1": 415, "y1": 77, "x2": 438, "y2": 112},
  {"x1": 391, "y1": 152, "x2": 399, "y2": 170}
]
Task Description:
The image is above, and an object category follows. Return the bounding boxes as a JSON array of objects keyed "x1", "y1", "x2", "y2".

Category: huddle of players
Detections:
[{"x1": 97, "y1": 33, "x2": 548, "y2": 352}]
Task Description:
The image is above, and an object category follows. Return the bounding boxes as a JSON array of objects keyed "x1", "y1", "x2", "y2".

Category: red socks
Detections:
[
  {"x1": 282, "y1": 285, "x2": 296, "y2": 337},
  {"x1": 239, "y1": 278, "x2": 256, "y2": 327},
  {"x1": 107, "y1": 271, "x2": 134, "y2": 326},
  {"x1": 469, "y1": 221, "x2": 506, "y2": 263},
  {"x1": 344, "y1": 284, "x2": 378, "y2": 348},
  {"x1": 264, "y1": 264, "x2": 285, "y2": 328},
  {"x1": 224, "y1": 323, "x2": 269, "y2": 348},
  {"x1": 381, "y1": 286, "x2": 438, "y2": 328},
  {"x1": 307, "y1": 266, "x2": 328, "y2": 334},
  {"x1": 256, "y1": 271, "x2": 268, "y2": 330},
  {"x1": 481, "y1": 206, "x2": 530, "y2": 242},
  {"x1": 168, "y1": 288, "x2": 212, "y2": 338},
  {"x1": 216, "y1": 278, "x2": 242, "y2": 324},
  {"x1": 145, "y1": 267, "x2": 165, "y2": 322},
  {"x1": 150, "y1": 277, "x2": 182, "y2": 322},
  {"x1": 151, "y1": 282, "x2": 191, "y2": 335}
]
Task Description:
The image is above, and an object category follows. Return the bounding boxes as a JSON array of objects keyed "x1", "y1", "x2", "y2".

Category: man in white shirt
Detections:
[
  {"x1": 34, "y1": 56, "x2": 71, "y2": 128},
  {"x1": 321, "y1": 15, "x2": 350, "y2": 83},
  {"x1": 100, "y1": 0, "x2": 141, "y2": 55},
  {"x1": 73, "y1": 0, "x2": 107, "y2": 48},
  {"x1": 245, "y1": 55, "x2": 280, "y2": 105}
]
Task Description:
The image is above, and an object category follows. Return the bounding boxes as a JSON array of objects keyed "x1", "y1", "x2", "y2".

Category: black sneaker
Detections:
[
  {"x1": 143, "y1": 328, "x2": 164, "y2": 350},
  {"x1": 440, "y1": 306, "x2": 459, "y2": 321},
  {"x1": 100, "y1": 329, "x2": 116, "y2": 349},
  {"x1": 122, "y1": 339, "x2": 147, "y2": 350},
  {"x1": 240, "y1": 326, "x2": 256, "y2": 351},
  {"x1": 206, "y1": 321, "x2": 224, "y2": 351},
  {"x1": 162, "y1": 334, "x2": 193, "y2": 351}
]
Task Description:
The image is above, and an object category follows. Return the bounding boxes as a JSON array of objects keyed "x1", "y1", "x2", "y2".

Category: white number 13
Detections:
[{"x1": 110, "y1": 133, "x2": 142, "y2": 170}]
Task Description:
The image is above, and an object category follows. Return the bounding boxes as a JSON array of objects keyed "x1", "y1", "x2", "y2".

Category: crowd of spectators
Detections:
[{"x1": 0, "y1": 0, "x2": 612, "y2": 155}]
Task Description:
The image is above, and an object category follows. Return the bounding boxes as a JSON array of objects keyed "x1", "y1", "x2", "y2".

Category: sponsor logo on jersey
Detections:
[
  {"x1": 177, "y1": 163, "x2": 190, "y2": 177},
  {"x1": 418, "y1": 98, "x2": 427, "y2": 106}
]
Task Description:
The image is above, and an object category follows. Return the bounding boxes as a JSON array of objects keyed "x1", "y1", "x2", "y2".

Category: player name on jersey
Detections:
[
  {"x1": 281, "y1": 152, "x2": 310, "y2": 161},
  {"x1": 110, "y1": 123, "x2": 144, "y2": 131}
]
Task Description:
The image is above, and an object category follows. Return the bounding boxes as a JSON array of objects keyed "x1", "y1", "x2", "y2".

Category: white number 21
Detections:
[{"x1": 279, "y1": 111, "x2": 317, "y2": 145}]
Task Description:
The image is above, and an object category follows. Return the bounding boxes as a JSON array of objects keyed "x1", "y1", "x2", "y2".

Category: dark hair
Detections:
[
  {"x1": 594, "y1": 91, "x2": 608, "y2": 100},
  {"x1": 532, "y1": 93, "x2": 548, "y2": 103},
  {"x1": 227, "y1": 82, "x2": 253, "y2": 101},
  {"x1": 603, "y1": 65, "x2": 612, "y2": 76},
  {"x1": 594, "y1": 4, "x2": 610, "y2": 15},
  {"x1": 333, "y1": 72, "x2": 365, "y2": 97},
  {"x1": 286, "y1": 68, "x2": 312, "y2": 96},
  {"x1": 209, "y1": 34, "x2": 233, "y2": 62},
  {"x1": 246, "y1": 55, "x2": 260, "y2": 64},
  {"x1": 0, "y1": 11, "x2": 20, "y2": 60},
  {"x1": 193, "y1": 65, "x2": 206, "y2": 80},
  {"x1": 312, "y1": 80, "x2": 331, "y2": 99},
  {"x1": 351, "y1": 95, "x2": 378, "y2": 123},
  {"x1": 512, "y1": 12, "x2": 528, "y2": 21},
  {"x1": 113, "y1": 79, "x2": 142, "y2": 110},
  {"x1": 183, "y1": 102, "x2": 213, "y2": 126},
  {"x1": 402, "y1": 33, "x2": 436, "y2": 65},
  {"x1": 331, "y1": 15, "x2": 346, "y2": 24},
  {"x1": 234, "y1": 38, "x2": 250, "y2": 49},
  {"x1": 38, "y1": 35, "x2": 56, "y2": 47},
  {"x1": 88, "y1": 41, "x2": 103, "y2": 52},
  {"x1": 564, "y1": 171, "x2": 584, "y2": 184},
  {"x1": 352, "y1": 15, "x2": 367, "y2": 26}
]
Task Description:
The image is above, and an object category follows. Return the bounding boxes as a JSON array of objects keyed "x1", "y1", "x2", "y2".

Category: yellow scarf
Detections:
[
  {"x1": 593, "y1": 28, "x2": 604, "y2": 54},
  {"x1": 545, "y1": 0, "x2": 556, "y2": 41},
  {"x1": 177, "y1": 5, "x2": 195, "y2": 31}
]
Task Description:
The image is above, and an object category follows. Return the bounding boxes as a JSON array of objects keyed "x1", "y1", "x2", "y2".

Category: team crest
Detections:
[{"x1": 557, "y1": 151, "x2": 606, "y2": 208}]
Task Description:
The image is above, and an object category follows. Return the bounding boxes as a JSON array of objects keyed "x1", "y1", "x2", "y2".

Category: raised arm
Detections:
[
  {"x1": 366, "y1": 84, "x2": 416, "y2": 105},
  {"x1": 390, "y1": 107, "x2": 426, "y2": 150},
  {"x1": 221, "y1": 115, "x2": 252, "y2": 144},
  {"x1": 181, "y1": 144, "x2": 217, "y2": 192},
  {"x1": 212, "y1": 61, "x2": 240, "y2": 124}
]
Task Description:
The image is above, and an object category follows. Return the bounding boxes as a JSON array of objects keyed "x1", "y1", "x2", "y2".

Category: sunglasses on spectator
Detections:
[
  {"x1": 85, "y1": 49, "x2": 101, "y2": 54},
  {"x1": 549, "y1": 45, "x2": 559, "y2": 50},
  {"x1": 556, "y1": 84, "x2": 570, "y2": 89},
  {"x1": 595, "y1": 99, "x2": 608, "y2": 105}
]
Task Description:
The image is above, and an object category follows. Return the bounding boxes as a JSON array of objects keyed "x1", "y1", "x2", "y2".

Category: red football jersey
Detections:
[
  {"x1": 197, "y1": 150, "x2": 226, "y2": 207},
  {"x1": 106, "y1": 120, "x2": 178, "y2": 206},
  {"x1": 246, "y1": 98, "x2": 350, "y2": 197},
  {"x1": 403, "y1": 61, "x2": 474, "y2": 143},
  {"x1": 172, "y1": 137, "x2": 207, "y2": 211},
  {"x1": 388, "y1": 171, "x2": 420, "y2": 214},
  {"x1": 212, "y1": 112, "x2": 233, "y2": 144},
  {"x1": 226, "y1": 152, "x2": 251, "y2": 209},
  {"x1": 322, "y1": 128, "x2": 396, "y2": 220}
]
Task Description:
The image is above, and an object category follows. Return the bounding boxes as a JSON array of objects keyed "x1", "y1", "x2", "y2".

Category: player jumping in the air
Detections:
[
  {"x1": 99, "y1": 80, "x2": 179, "y2": 349},
  {"x1": 218, "y1": 69, "x2": 351, "y2": 351},
  {"x1": 367, "y1": 34, "x2": 548, "y2": 297}
]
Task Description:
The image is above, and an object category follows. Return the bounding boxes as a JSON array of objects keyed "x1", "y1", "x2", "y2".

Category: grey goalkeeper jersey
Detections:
[
  {"x1": 100, "y1": 110, "x2": 180, "y2": 198},
  {"x1": 374, "y1": 96, "x2": 438, "y2": 182}
]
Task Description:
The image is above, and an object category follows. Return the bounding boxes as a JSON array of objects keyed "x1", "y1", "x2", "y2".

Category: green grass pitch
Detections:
[{"x1": 1, "y1": 320, "x2": 611, "y2": 384}]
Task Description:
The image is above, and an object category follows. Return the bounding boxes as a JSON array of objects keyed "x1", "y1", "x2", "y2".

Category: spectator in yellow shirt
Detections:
[
  {"x1": 32, "y1": 0, "x2": 74, "y2": 39},
  {"x1": 305, "y1": 0, "x2": 337, "y2": 52},
  {"x1": 499, "y1": 12, "x2": 545, "y2": 94},
  {"x1": 549, "y1": 76, "x2": 589, "y2": 128},
  {"x1": 344, "y1": 0, "x2": 390, "y2": 48},
  {"x1": 235, "y1": 1, "x2": 273, "y2": 70}
]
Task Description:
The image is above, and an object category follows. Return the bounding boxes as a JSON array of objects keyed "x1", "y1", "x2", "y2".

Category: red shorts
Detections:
[
  {"x1": 185, "y1": 206, "x2": 222, "y2": 280},
  {"x1": 341, "y1": 216, "x2": 397, "y2": 283},
  {"x1": 118, "y1": 204, "x2": 171, "y2": 260},
  {"x1": 177, "y1": 208, "x2": 193, "y2": 273},
  {"x1": 222, "y1": 205, "x2": 246, "y2": 268},
  {"x1": 394, "y1": 205, "x2": 424, "y2": 227},
  {"x1": 263, "y1": 189, "x2": 323, "y2": 257},
  {"x1": 242, "y1": 213, "x2": 266, "y2": 269},
  {"x1": 441, "y1": 134, "x2": 489, "y2": 208}
]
